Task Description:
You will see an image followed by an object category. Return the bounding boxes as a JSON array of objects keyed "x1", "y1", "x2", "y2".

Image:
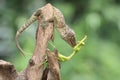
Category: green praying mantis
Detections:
[{"x1": 50, "y1": 35, "x2": 87, "y2": 62}]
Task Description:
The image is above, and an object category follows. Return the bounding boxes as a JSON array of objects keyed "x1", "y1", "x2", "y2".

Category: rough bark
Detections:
[
  {"x1": 25, "y1": 4, "x2": 54, "y2": 80},
  {"x1": 47, "y1": 49, "x2": 60, "y2": 80},
  {"x1": 0, "y1": 60, "x2": 17, "y2": 80}
]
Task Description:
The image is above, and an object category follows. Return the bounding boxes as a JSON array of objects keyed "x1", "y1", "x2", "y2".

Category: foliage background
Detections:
[{"x1": 0, "y1": 0, "x2": 120, "y2": 80}]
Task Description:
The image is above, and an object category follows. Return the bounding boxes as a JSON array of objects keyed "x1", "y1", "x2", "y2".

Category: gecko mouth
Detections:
[
  {"x1": 63, "y1": 34, "x2": 76, "y2": 48},
  {"x1": 70, "y1": 36, "x2": 76, "y2": 47},
  {"x1": 67, "y1": 36, "x2": 76, "y2": 47}
]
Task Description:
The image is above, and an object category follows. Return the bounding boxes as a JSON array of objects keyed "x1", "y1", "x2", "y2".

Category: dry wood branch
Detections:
[
  {"x1": 0, "y1": 3, "x2": 78, "y2": 80},
  {"x1": 25, "y1": 4, "x2": 54, "y2": 80},
  {"x1": 0, "y1": 4, "x2": 61, "y2": 80}
]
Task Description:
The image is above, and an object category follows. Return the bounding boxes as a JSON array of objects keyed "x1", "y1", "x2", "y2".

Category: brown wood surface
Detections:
[{"x1": 25, "y1": 3, "x2": 54, "y2": 80}]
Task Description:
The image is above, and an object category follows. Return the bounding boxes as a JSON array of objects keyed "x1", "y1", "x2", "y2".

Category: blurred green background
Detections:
[{"x1": 0, "y1": 0, "x2": 120, "y2": 80}]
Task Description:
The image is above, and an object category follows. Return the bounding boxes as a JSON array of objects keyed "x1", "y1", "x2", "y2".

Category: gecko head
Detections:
[{"x1": 62, "y1": 28, "x2": 76, "y2": 47}]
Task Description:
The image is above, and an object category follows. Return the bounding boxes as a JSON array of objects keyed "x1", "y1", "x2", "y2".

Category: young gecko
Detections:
[{"x1": 15, "y1": 4, "x2": 76, "y2": 58}]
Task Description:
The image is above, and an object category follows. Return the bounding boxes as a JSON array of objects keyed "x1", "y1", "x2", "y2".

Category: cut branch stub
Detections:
[{"x1": 0, "y1": 60, "x2": 17, "y2": 80}]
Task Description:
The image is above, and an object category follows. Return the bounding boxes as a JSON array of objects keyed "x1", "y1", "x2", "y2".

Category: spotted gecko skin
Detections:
[{"x1": 53, "y1": 7, "x2": 76, "y2": 47}]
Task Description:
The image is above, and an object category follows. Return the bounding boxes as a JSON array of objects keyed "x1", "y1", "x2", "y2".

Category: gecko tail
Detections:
[
  {"x1": 15, "y1": 15, "x2": 38, "y2": 58},
  {"x1": 15, "y1": 8, "x2": 42, "y2": 58},
  {"x1": 15, "y1": 32, "x2": 26, "y2": 58}
]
